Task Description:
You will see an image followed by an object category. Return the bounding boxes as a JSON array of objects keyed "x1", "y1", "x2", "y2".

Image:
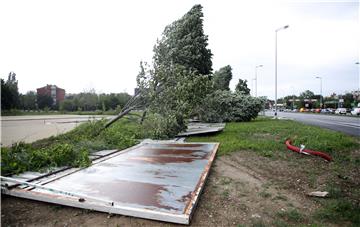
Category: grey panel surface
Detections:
[
  {"x1": 177, "y1": 123, "x2": 226, "y2": 136},
  {"x1": 3, "y1": 141, "x2": 219, "y2": 224}
]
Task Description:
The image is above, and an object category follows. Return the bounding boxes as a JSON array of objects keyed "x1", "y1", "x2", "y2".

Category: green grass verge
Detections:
[
  {"x1": 186, "y1": 117, "x2": 358, "y2": 160},
  {"x1": 1, "y1": 116, "x2": 143, "y2": 176},
  {"x1": 187, "y1": 117, "x2": 360, "y2": 226}
]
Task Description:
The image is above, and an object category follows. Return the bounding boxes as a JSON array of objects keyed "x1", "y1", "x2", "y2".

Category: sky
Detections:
[{"x1": 0, "y1": 0, "x2": 359, "y2": 99}]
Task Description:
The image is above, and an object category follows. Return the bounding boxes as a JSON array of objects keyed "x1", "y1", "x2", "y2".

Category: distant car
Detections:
[
  {"x1": 292, "y1": 109, "x2": 298, "y2": 112},
  {"x1": 335, "y1": 108, "x2": 347, "y2": 115},
  {"x1": 351, "y1": 108, "x2": 360, "y2": 116},
  {"x1": 321, "y1": 109, "x2": 330, "y2": 114},
  {"x1": 327, "y1": 108, "x2": 335, "y2": 114},
  {"x1": 315, "y1": 108, "x2": 321, "y2": 113}
]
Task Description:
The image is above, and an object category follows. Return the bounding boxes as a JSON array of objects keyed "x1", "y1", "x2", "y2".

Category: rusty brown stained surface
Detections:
[{"x1": 35, "y1": 142, "x2": 219, "y2": 215}]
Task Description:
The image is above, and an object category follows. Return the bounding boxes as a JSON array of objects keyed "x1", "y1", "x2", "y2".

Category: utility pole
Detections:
[{"x1": 274, "y1": 25, "x2": 289, "y2": 117}]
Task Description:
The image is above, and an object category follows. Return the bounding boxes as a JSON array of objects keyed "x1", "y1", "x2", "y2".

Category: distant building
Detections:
[{"x1": 37, "y1": 84, "x2": 65, "y2": 105}]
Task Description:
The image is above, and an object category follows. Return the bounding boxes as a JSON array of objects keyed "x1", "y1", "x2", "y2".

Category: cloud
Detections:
[{"x1": 0, "y1": 0, "x2": 358, "y2": 99}]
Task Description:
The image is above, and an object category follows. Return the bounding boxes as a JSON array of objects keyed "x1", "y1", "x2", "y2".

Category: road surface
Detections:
[
  {"x1": 1, "y1": 115, "x2": 112, "y2": 147},
  {"x1": 265, "y1": 111, "x2": 360, "y2": 136}
]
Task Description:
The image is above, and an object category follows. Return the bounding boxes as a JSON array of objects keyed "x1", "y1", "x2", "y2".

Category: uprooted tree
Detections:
[
  {"x1": 105, "y1": 4, "x2": 265, "y2": 137},
  {"x1": 105, "y1": 4, "x2": 213, "y2": 137}
]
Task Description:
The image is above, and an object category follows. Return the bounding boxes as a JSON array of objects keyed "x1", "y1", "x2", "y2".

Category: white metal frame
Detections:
[{"x1": 1, "y1": 141, "x2": 219, "y2": 225}]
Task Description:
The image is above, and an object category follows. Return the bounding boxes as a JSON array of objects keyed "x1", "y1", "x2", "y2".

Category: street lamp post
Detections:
[
  {"x1": 254, "y1": 65, "x2": 263, "y2": 97},
  {"x1": 315, "y1": 76, "x2": 322, "y2": 108},
  {"x1": 274, "y1": 25, "x2": 289, "y2": 117}
]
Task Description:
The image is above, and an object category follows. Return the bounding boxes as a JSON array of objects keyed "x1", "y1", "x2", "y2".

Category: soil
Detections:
[{"x1": 1, "y1": 150, "x2": 350, "y2": 226}]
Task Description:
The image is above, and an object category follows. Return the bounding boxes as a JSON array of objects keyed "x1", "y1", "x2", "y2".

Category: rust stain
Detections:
[
  {"x1": 84, "y1": 180, "x2": 178, "y2": 211},
  {"x1": 177, "y1": 191, "x2": 192, "y2": 203},
  {"x1": 138, "y1": 148, "x2": 208, "y2": 159},
  {"x1": 128, "y1": 156, "x2": 202, "y2": 164},
  {"x1": 162, "y1": 144, "x2": 204, "y2": 147}
]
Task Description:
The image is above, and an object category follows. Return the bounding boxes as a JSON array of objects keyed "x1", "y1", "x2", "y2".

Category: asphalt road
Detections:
[
  {"x1": 265, "y1": 111, "x2": 360, "y2": 136},
  {"x1": 1, "y1": 115, "x2": 112, "y2": 147}
]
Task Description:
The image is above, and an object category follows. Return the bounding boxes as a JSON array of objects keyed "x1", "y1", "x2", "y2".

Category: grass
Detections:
[
  {"x1": 273, "y1": 195, "x2": 288, "y2": 201},
  {"x1": 259, "y1": 190, "x2": 272, "y2": 198},
  {"x1": 276, "y1": 208, "x2": 304, "y2": 223},
  {"x1": 186, "y1": 117, "x2": 358, "y2": 161},
  {"x1": 187, "y1": 117, "x2": 360, "y2": 226},
  {"x1": 315, "y1": 199, "x2": 360, "y2": 225},
  {"x1": 1, "y1": 116, "x2": 144, "y2": 176}
]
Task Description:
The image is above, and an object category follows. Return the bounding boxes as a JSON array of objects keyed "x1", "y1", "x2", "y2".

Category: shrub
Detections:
[
  {"x1": 142, "y1": 113, "x2": 186, "y2": 139},
  {"x1": 198, "y1": 90, "x2": 265, "y2": 123},
  {"x1": 1, "y1": 142, "x2": 90, "y2": 176}
]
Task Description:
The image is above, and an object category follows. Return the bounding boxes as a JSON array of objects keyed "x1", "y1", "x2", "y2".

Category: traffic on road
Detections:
[
  {"x1": 265, "y1": 110, "x2": 360, "y2": 136},
  {"x1": 273, "y1": 107, "x2": 360, "y2": 116}
]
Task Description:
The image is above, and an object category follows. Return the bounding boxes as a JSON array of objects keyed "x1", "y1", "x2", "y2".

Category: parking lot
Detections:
[{"x1": 1, "y1": 115, "x2": 111, "y2": 147}]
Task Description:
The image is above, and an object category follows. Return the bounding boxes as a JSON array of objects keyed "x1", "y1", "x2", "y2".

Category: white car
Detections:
[
  {"x1": 335, "y1": 108, "x2": 347, "y2": 115},
  {"x1": 351, "y1": 108, "x2": 360, "y2": 116}
]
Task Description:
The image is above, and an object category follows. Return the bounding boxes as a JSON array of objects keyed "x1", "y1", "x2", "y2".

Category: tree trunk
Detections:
[
  {"x1": 140, "y1": 110, "x2": 147, "y2": 125},
  {"x1": 104, "y1": 107, "x2": 133, "y2": 128}
]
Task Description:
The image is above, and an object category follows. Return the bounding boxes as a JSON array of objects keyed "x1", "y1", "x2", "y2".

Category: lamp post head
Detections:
[
  {"x1": 315, "y1": 76, "x2": 321, "y2": 79},
  {"x1": 256, "y1": 65, "x2": 263, "y2": 68},
  {"x1": 276, "y1": 25, "x2": 290, "y2": 32}
]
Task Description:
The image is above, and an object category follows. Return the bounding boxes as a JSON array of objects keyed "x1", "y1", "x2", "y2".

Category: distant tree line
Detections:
[
  {"x1": 1, "y1": 72, "x2": 132, "y2": 113},
  {"x1": 60, "y1": 92, "x2": 132, "y2": 112},
  {"x1": 277, "y1": 90, "x2": 359, "y2": 109},
  {"x1": 1, "y1": 72, "x2": 20, "y2": 110}
]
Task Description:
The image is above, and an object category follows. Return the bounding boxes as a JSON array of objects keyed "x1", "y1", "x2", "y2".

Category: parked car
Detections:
[
  {"x1": 335, "y1": 108, "x2": 347, "y2": 115},
  {"x1": 326, "y1": 108, "x2": 335, "y2": 114},
  {"x1": 351, "y1": 108, "x2": 360, "y2": 116},
  {"x1": 315, "y1": 108, "x2": 321, "y2": 113}
]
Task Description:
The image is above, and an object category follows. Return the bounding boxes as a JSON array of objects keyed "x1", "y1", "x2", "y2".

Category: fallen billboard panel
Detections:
[
  {"x1": 177, "y1": 123, "x2": 226, "y2": 137},
  {"x1": 1, "y1": 141, "x2": 219, "y2": 225}
]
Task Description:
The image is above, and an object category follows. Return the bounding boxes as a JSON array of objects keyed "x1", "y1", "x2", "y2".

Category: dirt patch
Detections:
[{"x1": 1, "y1": 150, "x2": 345, "y2": 226}]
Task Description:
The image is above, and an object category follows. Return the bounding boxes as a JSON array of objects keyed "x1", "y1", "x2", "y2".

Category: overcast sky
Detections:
[{"x1": 0, "y1": 0, "x2": 359, "y2": 99}]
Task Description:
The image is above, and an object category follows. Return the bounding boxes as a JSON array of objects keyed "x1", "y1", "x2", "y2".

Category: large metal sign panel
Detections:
[
  {"x1": 2, "y1": 141, "x2": 219, "y2": 224},
  {"x1": 177, "y1": 123, "x2": 225, "y2": 137}
]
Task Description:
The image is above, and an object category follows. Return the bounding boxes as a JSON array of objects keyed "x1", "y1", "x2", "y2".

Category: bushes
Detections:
[
  {"x1": 1, "y1": 142, "x2": 90, "y2": 176},
  {"x1": 199, "y1": 90, "x2": 265, "y2": 123},
  {"x1": 142, "y1": 113, "x2": 186, "y2": 139},
  {"x1": 1, "y1": 118, "x2": 141, "y2": 176}
]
